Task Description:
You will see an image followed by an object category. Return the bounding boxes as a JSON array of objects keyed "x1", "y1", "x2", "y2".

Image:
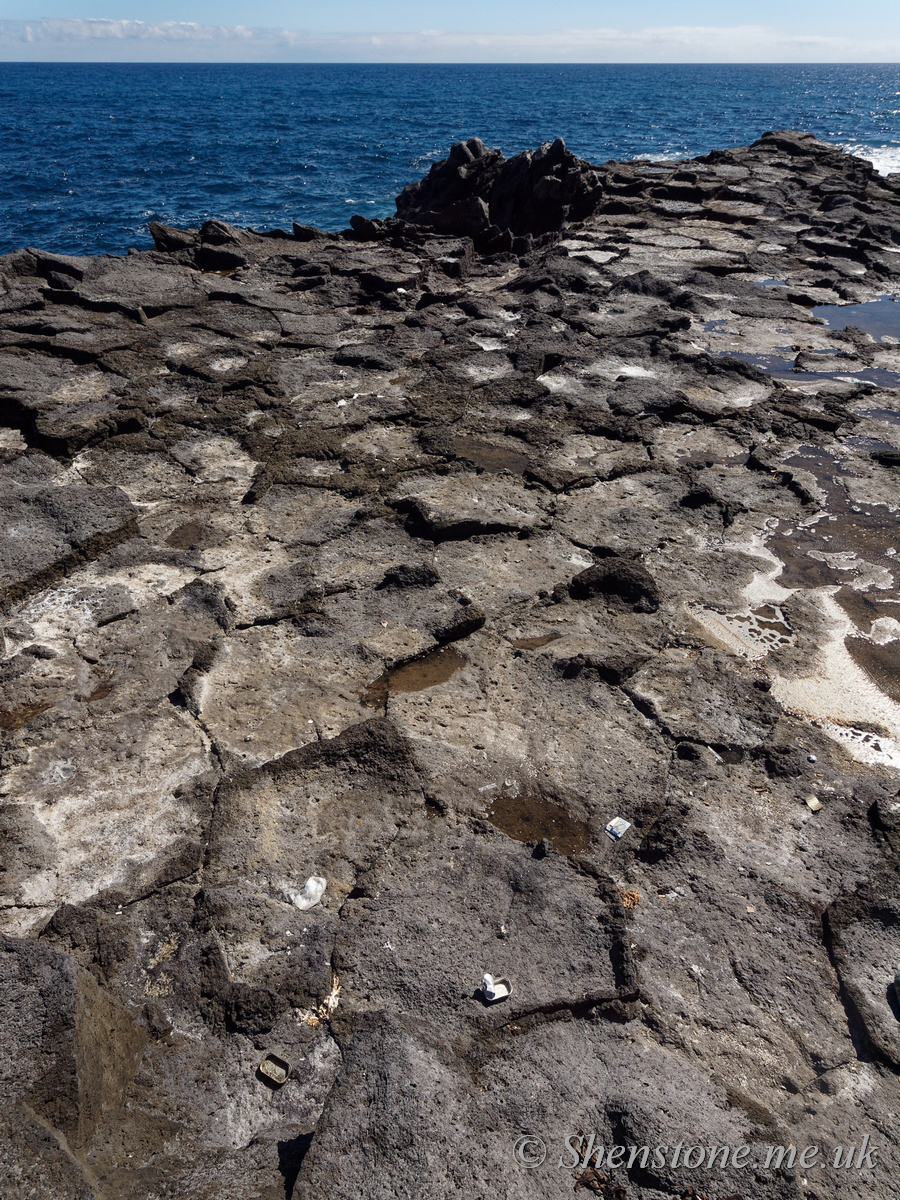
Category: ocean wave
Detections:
[{"x1": 842, "y1": 143, "x2": 900, "y2": 177}]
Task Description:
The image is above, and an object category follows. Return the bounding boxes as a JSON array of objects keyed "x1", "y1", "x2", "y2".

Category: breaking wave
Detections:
[{"x1": 843, "y1": 143, "x2": 900, "y2": 177}]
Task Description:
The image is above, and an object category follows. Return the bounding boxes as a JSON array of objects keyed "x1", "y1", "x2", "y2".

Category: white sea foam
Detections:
[
  {"x1": 842, "y1": 143, "x2": 900, "y2": 177},
  {"x1": 626, "y1": 143, "x2": 900, "y2": 179}
]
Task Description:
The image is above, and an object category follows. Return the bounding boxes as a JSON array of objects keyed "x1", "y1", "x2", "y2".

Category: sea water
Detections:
[{"x1": 1, "y1": 61, "x2": 898, "y2": 256}]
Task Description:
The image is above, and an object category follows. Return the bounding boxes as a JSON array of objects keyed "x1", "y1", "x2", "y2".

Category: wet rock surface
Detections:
[{"x1": 1, "y1": 129, "x2": 900, "y2": 1199}]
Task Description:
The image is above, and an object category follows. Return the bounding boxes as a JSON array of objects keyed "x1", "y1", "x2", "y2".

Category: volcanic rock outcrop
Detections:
[{"x1": 2, "y1": 130, "x2": 900, "y2": 1200}]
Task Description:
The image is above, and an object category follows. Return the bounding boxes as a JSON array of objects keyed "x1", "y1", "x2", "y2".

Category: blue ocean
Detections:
[{"x1": 2, "y1": 62, "x2": 899, "y2": 257}]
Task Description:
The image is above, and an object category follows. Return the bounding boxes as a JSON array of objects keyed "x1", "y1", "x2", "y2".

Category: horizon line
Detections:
[{"x1": 2, "y1": 58, "x2": 898, "y2": 64}]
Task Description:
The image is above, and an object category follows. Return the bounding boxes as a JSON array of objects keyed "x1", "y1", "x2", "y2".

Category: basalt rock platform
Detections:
[{"x1": 2, "y1": 130, "x2": 900, "y2": 1200}]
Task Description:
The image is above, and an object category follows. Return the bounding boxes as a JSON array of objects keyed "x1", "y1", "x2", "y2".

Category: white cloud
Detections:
[
  {"x1": 10, "y1": 18, "x2": 269, "y2": 44},
  {"x1": 2, "y1": 17, "x2": 899, "y2": 61}
]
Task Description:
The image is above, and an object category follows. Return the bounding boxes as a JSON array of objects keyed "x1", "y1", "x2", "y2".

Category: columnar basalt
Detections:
[{"x1": 1, "y1": 131, "x2": 900, "y2": 1200}]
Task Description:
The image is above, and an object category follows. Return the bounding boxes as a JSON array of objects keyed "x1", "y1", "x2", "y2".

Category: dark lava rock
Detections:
[
  {"x1": 569, "y1": 557, "x2": 661, "y2": 612},
  {"x1": 1, "y1": 131, "x2": 900, "y2": 1200},
  {"x1": 397, "y1": 135, "x2": 606, "y2": 244}
]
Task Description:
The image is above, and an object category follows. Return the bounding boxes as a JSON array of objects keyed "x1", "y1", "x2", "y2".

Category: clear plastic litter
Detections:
[
  {"x1": 481, "y1": 972, "x2": 512, "y2": 1002},
  {"x1": 286, "y1": 876, "x2": 326, "y2": 910},
  {"x1": 605, "y1": 817, "x2": 631, "y2": 841}
]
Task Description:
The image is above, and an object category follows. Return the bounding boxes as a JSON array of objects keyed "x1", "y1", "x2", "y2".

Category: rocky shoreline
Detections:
[{"x1": 1, "y1": 130, "x2": 900, "y2": 1200}]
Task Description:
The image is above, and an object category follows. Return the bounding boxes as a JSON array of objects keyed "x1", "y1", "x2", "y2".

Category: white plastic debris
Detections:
[
  {"x1": 605, "y1": 817, "x2": 631, "y2": 841},
  {"x1": 482, "y1": 972, "x2": 512, "y2": 1002},
  {"x1": 286, "y1": 876, "x2": 326, "y2": 911},
  {"x1": 805, "y1": 795, "x2": 823, "y2": 812}
]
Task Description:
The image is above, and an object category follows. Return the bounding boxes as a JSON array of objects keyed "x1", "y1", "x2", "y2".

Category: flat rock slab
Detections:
[
  {"x1": 625, "y1": 647, "x2": 781, "y2": 749},
  {"x1": 392, "y1": 472, "x2": 549, "y2": 538},
  {"x1": 295, "y1": 1013, "x2": 773, "y2": 1200},
  {"x1": 0, "y1": 480, "x2": 136, "y2": 610},
  {"x1": 334, "y1": 830, "x2": 625, "y2": 1025}
]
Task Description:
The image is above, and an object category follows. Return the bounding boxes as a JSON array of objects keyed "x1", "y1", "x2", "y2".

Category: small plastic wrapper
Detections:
[
  {"x1": 481, "y1": 972, "x2": 512, "y2": 1002},
  {"x1": 605, "y1": 817, "x2": 631, "y2": 841},
  {"x1": 286, "y1": 875, "x2": 326, "y2": 910}
]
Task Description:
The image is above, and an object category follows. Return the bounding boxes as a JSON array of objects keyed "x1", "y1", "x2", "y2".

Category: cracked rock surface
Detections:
[{"x1": 2, "y1": 129, "x2": 900, "y2": 1200}]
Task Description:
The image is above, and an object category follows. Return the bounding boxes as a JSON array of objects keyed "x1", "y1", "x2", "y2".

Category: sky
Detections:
[{"x1": 1, "y1": 0, "x2": 899, "y2": 61}]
